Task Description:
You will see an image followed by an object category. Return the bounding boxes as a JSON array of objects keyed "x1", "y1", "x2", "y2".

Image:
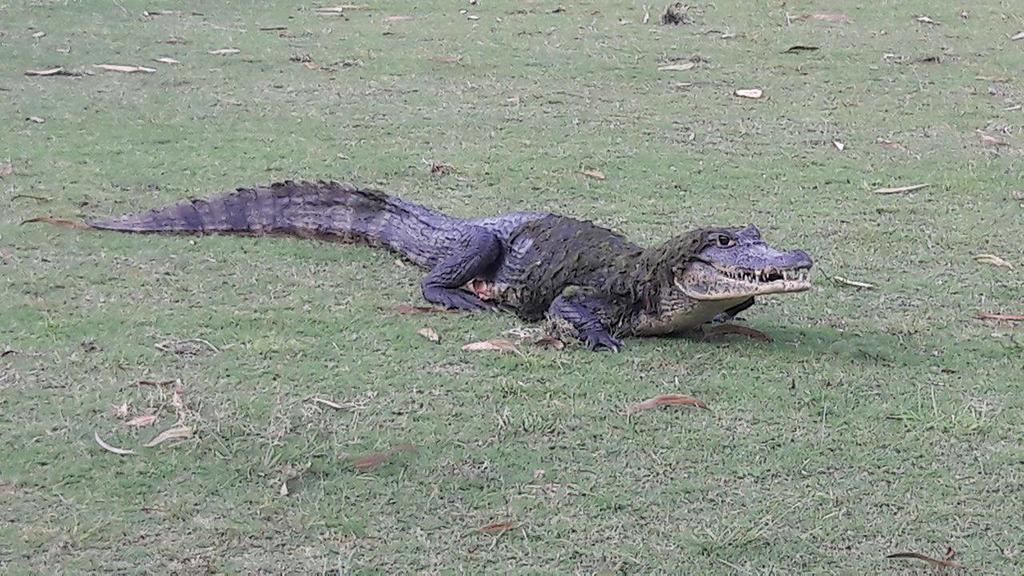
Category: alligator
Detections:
[{"x1": 57, "y1": 180, "x2": 814, "y2": 351}]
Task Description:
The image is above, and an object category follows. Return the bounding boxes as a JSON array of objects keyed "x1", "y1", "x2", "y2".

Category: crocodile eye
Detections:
[{"x1": 716, "y1": 234, "x2": 735, "y2": 248}]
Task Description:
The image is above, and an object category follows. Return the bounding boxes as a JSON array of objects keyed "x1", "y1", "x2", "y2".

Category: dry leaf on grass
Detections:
[
  {"x1": 21, "y1": 216, "x2": 91, "y2": 229},
  {"x1": 308, "y1": 396, "x2": 351, "y2": 410},
  {"x1": 886, "y1": 548, "x2": 962, "y2": 569},
  {"x1": 974, "y1": 254, "x2": 1014, "y2": 269},
  {"x1": 315, "y1": 5, "x2": 372, "y2": 14},
  {"x1": 124, "y1": 414, "x2": 158, "y2": 428},
  {"x1": 977, "y1": 132, "x2": 1008, "y2": 147},
  {"x1": 25, "y1": 67, "x2": 66, "y2": 76},
  {"x1": 429, "y1": 55, "x2": 462, "y2": 64},
  {"x1": 351, "y1": 443, "x2": 418, "y2": 470},
  {"x1": 0, "y1": 162, "x2": 13, "y2": 177},
  {"x1": 629, "y1": 394, "x2": 709, "y2": 414},
  {"x1": 417, "y1": 327, "x2": 440, "y2": 343},
  {"x1": 657, "y1": 62, "x2": 695, "y2": 71},
  {"x1": 975, "y1": 312, "x2": 1024, "y2": 322},
  {"x1": 154, "y1": 57, "x2": 179, "y2": 64},
  {"x1": 832, "y1": 276, "x2": 876, "y2": 289},
  {"x1": 783, "y1": 45, "x2": 819, "y2": 53},
  {"x1": 94, "y1": 432, "x2": 135, "y2": 456},
  {"x1": 394, "y1": 304, "x2": 456, "y2": 315},
  {"x1": 534, "y1": 336, "x2": 565, "y2": 350},
  {"x1": 27, "y1": 116, "x2": 45, "y2": 123},
  {"x1": 478, "y1": 521, "x2": 517, "y2": 534},
  {"x1": 208, "y1": 48, "x2": 240, "y2": 55},
  {"x1": 32, "y1": 31, "x2": 45, "y2": 38},
  {"x1": 384, "y1": 15, "x2": 413, "y2": 22},
  {"x1": 154, "y1": 338, "x2": 219, "y2": 355},
  {"x1": 581, "y1": 169, "x2": 605, "y2": 180},
  {"x1": 462, "y1": 339, "x2": 524, "y2": 357},
  {"x1": 1012, "y1": 31, "x2": 1024, "y2": 41},
  {"x1": 915, "y1": 16, "x2": 940, "y2": 25},
  {"x1": 430, "y1": 162, "x2": 456, "y2": 175},
  {"x1": 144, "y1": 425, "x2": 192, "y2": 447},
  {"x1": 94, "y1": 64, "x2": 156, "y2": 73},
  {"x1": 734, "y1": 88, "x2": 763, "y2": 99},
  {"x1": 833, "y1": 141, "x2": 845, "y2": 151},
  {"x1": 874, "y1": 183, "x2": 929, "y2": 195},
  {"x1": 802, "y1": 14, "x2": 851, "y2": 23}
]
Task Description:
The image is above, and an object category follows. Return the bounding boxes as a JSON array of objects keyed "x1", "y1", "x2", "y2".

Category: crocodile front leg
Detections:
[
  {"x1": 421, "y1": 227, "x2": 501, "y2": 311},
  {"x1": 547, "y1": 291, "x2": 623, "y2": 352}
]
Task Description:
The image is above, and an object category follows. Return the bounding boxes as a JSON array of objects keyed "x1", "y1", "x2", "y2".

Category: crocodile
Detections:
[{"x1": 64, "y1": 180, "x2": 813, "y2": 351}]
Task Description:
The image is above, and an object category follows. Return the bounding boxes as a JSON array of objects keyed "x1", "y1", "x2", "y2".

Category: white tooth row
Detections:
[{"x1": 724, "y1": 268, "x2": 810, "y2": 283}]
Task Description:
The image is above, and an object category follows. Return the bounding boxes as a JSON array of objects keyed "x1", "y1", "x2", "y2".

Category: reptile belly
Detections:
[{"x1": 631, "y1": 297, "x2": 748, "y2": 336}]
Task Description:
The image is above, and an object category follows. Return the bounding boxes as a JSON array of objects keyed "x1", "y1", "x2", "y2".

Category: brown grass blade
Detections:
[
  {"x1": 478, "y1": 521, "x2": 517, "y2": 534},
  {"x1": 886, "y1": 551, "x2": 962, "y2": 569},
  {"x1": 629, "y1": 394, "x2": 709, "y2": 414},
  {"x1": 975, "y1": 312, "x2": 1024, "y2": 322},
  {"x1": 417, "y1": 327, "x2": 440, "y2": 343},
  {"x1": 124, "y1": 414, "x2": 158, "y2": 428},
  {"x1": 351, "y1": 443, "x2": 418, "y2": 470},
  {"x1": 94, "y1": 64, "x2": 156, "y2": 73},
  {"x1": 21, "y1": 216, "x2": 91, "y2": 230},
  {"x1": 393, "y1": 304, "x2": 456, "y2": 315}
]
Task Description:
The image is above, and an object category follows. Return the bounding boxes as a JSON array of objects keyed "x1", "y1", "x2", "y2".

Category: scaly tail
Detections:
[{"x1": 84, "y1": 180, "x2": 461, "y2": 267}]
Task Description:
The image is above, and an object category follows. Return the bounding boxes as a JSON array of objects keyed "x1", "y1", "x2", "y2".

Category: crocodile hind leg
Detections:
[
  {"x1": 420, "y1": 227, "x2": 501, "y2": 311},
  {"x1": 546, "y1": 291, "x2": 623, "y2": 352}
]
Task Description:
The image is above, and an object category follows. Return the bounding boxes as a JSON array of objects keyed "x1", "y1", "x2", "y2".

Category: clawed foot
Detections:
[
  {"x1": 702, "y1": 323, "x2": 773, "y2": 343},
  {"x1": 583, "y1": 330, "x2": 624, "y2": 352},
  {"x1": 423, "y1": 287, "x2": 496, "y2": 312}
]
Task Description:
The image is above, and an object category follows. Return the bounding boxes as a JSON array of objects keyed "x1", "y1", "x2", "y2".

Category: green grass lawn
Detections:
[{"x1": 2, "y1": 1, "x2": 1022, "y2": 573}]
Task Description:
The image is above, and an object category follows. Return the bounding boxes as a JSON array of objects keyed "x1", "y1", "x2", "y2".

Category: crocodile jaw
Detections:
[{"x1": 675, "y1": 261, "x2": 812, "y2": 301}]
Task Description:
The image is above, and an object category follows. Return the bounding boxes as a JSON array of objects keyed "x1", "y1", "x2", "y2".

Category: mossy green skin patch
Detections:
[{"x1": 1, "y1": 0, "x2": 1022, "y2": 573}]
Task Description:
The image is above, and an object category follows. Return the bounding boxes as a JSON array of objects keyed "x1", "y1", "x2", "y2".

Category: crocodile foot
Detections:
[{"x1": 702, "y1": 323, "x2": 773, "y2": 343}]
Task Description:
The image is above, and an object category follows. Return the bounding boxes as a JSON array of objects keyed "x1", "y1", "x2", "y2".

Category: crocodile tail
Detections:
[{"x1": 86, "y1": 180, "x2": 459, "y2": 266}]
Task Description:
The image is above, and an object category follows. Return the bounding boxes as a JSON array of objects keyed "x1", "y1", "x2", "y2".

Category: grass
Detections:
[{"x1": 1, "y1": 1, "x2": 1022, "y2": 573}]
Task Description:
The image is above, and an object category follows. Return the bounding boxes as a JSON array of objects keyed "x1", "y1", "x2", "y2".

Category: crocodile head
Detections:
[{"x1": 674, "y1": 225, "x2": 813, "y2": 301}]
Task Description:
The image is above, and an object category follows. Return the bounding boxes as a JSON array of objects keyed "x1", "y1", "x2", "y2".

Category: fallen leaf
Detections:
[
  {"x1": 783, "y1": 45, "x2": 819, "y2": 53},
  {"x1": 259, "y1": 25, "x2": 288, "y2": 31},
  {"x1": 430, "y1": 55, "x2": 462, "y2": 64},
  {"x1": 1012, "y1": 31, "x2": 1024, "y2": 41},
  {"x1": 208, "y1": 48, "x2": 240, "y2": 55},
  {"x1": 462, "y1": 339, "x2": 524, "y2": 357},
  {"x1": 417, "y1": 327, "x2": 441, "y2": 343},
  {"x1": 1, "y1": 349, "x2": 16, "y2": 357},
  {"x1": 581, "y1": 169, "x2": 606, "y2": 180},
  {"x1": 657, "y1": 62, "x2": 695, "y2": 71},
  {"x1": 886, "y1": 551, "x2": 962, "y2": 569},
  {"x1": 977, "y1": 131, "x2": 1008, "y2": 147},
  {"x1": 534, "y1": 336, "x2": 565, "y2": 350},
  {"x1": 27, "y1": 116, "x2": 45, "y2": 123},
  {"x1": 976, "y1": 75, "x2": 1010, "y2": 82},
  {"x1": 734, "y1": 88, "x2": 763, "y2": 99},
  {"x1": 143, "y1": 425, "x2": 192, "y2": 447},
  {"x1": 124, "y1": 414, "x2": 158, "y2": 428},
  {"x1": 801, "y1": 14, "x2": 851, "y2": 23},
  {"x1": 479, "y1": 521, "x2": 517, "y2": 534},
  {"x1": 467, "y1": 15, "x2": 480, "y2": 21},
  {"x1": 915, "y1": 16, "x2": 940, "y2": 25},
  {"x1": 93, "y1": 64, "x2": 156, "y2": 73},
  {"x1": 94, "y1": 432, "x2": 135, "y2": 456},
  {"x1": 20, "y1": 216, "x2": 91, "y2": 230},
  {"x1": 833, "y1": 141, "x2": 845, "y2": 151},
  {"x1": 974, "y1": 254, "x2": 1014, "y2": 269},
  {"x1": 351, "y1": 443, "x2": 417, "y2": 470},
  {"x1": 154, "y1": 338, "x2": 219, "y2": 355},
  {"x1": 112, "y1": 402, "x2": 130, "y2": 419},
  {"x1": 629, "y1": 394, "x2": 709, "y2": 414},
  {"x1": 832, "y1": 276, "x2": 876, "y2": 289},
  {"x1": 394, "y1": 304, "x2": 456, "y2": 315},
  {"x1": 31, "y1": 31, "x2": 45, "y2": 38},
  {"x1": 137, "y1": 379, "x2": 178, "y2": 387},
  {"x1": 154, "y1": 57, "x2": 180, "y2": 64},
  {"x1": 975, "y1": 312, "x2": 1024, "y2": 322},
  {"x1": 0, "y1": 162, "x2": 12, "y2": 177},
  {"x1": 24, "y1": 67, "x2": 65, "y2": 76},
  {"x1": 279, "y1": 480, "x2": 289, "y2": 496},
  {"x1": 661, "y1": 3, "x2": 690, "y2": 25},
  {"x1": 873, "y1": 183, "x2": 929, "y2": 195},
  {"x1": 384, "y1": 15, "x2": 413, "y2": 22},
  {"x1": 549, "y1": 6, "x2": 566, "y2": 14},
  {"x1": 430, "y1": 162, "x2": 456, "y2": 175}
]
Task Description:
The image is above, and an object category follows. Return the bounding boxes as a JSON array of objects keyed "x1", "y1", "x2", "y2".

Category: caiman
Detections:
[{"x1": 54, "y1": 180, "x2": 814, "y2": 351}]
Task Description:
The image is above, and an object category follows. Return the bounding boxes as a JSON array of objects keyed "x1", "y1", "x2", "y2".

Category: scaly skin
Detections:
[{"x1": 70, "y1": 180, "x2": 814, "y2": 351}]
